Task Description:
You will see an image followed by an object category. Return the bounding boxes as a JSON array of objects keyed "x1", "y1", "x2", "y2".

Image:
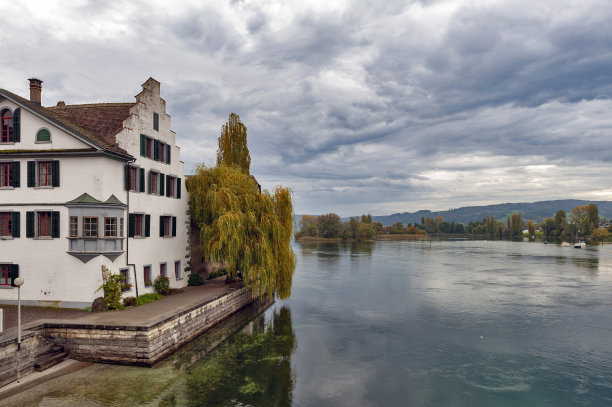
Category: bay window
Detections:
[
  {"x1": 83, "y1": 217, "x2": 98, "y2": 238},
  {"x1": 105, "y1": 217, "x2": 117, "y2": 237}
]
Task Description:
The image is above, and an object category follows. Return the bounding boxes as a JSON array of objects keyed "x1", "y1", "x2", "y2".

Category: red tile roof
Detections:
[
  {"x1": 48, "y1": 103, "x2": 134, "y2": 141},
  {"x1": 0, "y1": 88, "x2": 133, "y2": 158}
]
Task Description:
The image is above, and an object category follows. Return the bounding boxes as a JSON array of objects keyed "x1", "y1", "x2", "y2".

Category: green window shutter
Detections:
[
  {"x1": 159, "y1": 173, "x2": 165, "y2": 196},
  {"x1": 124, "y1": 165, "x2": 130, "y2": 191},
  {"x1": 52, "y1": 161, "x2": 60, "y2": 187},
  {"x1": 26, "y1": 212, "x2": 34, "y2": 238},
  {"x1": 166, "y1": 177, "x2": 171, "y2": 197},
  {"x1": 12, "y1": 161, "x2": 20, "y2": 187},
  {"x1": 52, "y1": 211, "x2": 60, "y2": 238},
  {"x1": 27, "y1": 161, "x2": 35, "y2": 187},
  {"x1": 154, "y1": 140, "x2": 160, "y2": 161},
  {"x1": 166, "y1": 145, "x2": 171, "y2": 164},
  {"x1": 13, "y1": 108, "x2": 20, "y2": 142},
  {"x1": 172, "y1": 216, "x2": 176, "y2": 237},
  {"x1": 148, "y1": 170, "x2": 152, "y2": 194},
  {"x1": 159, "y1": 216, "x2": 164, "y2": 237},
  {"x1": 36, "y1": 129, "x2": 51, "y2": 142},
  {"x1": 140, "y1": 134, "x2": 146, "y2": 156},
  {"x1": 12, "y1": 212, "x2": 20, "y2": 238},
  {"x1": 128, "y1": 213, "x2": 135, "y2": 237},
  {"x1": 10, "y1": 264, "x2": 19, "y2": 287},
  {"x1": 176, "y1": 178, "x2": 181, "y2": 199},
  {"x1": 145, "y1": 214, "x2": 150, "y2": 237},
  {"x1": 139, "y1": 168, "x2": 145, "y2": 192}
]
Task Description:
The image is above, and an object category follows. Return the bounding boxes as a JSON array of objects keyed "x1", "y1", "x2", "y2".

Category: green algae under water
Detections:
[
  {"x1": 4, "y1": 239, "x2": 612, "y2": 406},
  {"x1": 3, "y1": 304, "x2": 295, "y2": 407}
]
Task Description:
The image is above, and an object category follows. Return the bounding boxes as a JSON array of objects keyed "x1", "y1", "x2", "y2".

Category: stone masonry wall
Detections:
[
  {"x1": 0, "y1": 331, "x2": 54, "y2": 388},
  {"x1": 44, "y1": 287, "x2": 258, "y2": 365}
]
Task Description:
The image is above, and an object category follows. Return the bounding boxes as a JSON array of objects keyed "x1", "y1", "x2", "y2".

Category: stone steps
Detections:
[{"x1": 34, "y1": 346, "x2": 67, "y2": 372}]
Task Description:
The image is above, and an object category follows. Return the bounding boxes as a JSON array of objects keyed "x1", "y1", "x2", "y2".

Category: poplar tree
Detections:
[{"x1": 217, "y1": 113, "x2": 251, "y2": 174}]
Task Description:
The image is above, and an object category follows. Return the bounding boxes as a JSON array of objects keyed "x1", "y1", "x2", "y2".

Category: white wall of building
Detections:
[
  {"x1": 0, "y1": 78, "x2": 191, "y2": 307},
  {"x1": 115, "y1": 78, "x2": 189, "y2": 295},
  {"x1": 0, "y1": 99, "x2": 95, "y2": 150}
]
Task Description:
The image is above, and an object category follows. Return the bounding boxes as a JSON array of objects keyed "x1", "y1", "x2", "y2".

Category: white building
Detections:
[{"x1": 0, "y1": 78, "x2": 190, "y2": 308}]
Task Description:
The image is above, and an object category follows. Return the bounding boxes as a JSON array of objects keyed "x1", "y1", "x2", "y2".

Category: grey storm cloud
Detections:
[{"x1": 1, "y1": 0, "x2": 612, "y2": 216}]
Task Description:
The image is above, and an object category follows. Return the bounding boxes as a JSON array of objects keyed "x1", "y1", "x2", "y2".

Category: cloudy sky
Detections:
[{"x1": 2, "y1": 0, "x2": 612, "y2": 216}]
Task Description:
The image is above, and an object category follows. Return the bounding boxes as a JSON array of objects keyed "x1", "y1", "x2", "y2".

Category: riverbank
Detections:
[
  {"x1": 295, "y1": 234, "x2": 428, "y2": 243},
  {"x1": 0, "y1": 278, "x2": 270, "y2": 392}
]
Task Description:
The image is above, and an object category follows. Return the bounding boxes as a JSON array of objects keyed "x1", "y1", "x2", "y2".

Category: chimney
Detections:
[{"x1": 28, "y1": 78, "x2": 43, "y2": 105}]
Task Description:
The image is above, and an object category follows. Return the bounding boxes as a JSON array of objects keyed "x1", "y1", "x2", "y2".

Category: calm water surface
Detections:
[{"x1": 5, "y1": 240, "x2": 612, "y2": 406}]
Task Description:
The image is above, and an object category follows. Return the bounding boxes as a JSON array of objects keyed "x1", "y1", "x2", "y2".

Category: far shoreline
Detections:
[{"x1": 295, "y1": 234, "x2": 429, "y2": 243}]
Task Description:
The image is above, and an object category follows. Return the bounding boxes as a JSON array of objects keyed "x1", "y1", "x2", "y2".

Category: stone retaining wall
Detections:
[
  {"x1": 0, "y1": 286, "x2": 268, "y2": 389},
  {"x1": 45, "y1": 287, "x2": 259, "y2": 365},
  {"x1": 0, "y1": 331, "x2": 54, "y2": 388}
]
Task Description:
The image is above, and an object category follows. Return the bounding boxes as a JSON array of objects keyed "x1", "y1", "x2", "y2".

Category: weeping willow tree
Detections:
[{"x1": 187, "y1": 164, "x2": 296, "y2": 299}]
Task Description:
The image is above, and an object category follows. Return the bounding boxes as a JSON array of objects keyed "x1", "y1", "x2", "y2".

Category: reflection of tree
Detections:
[
  {"x1": 184, "y1": 307, "x2": 296, "y2": 406},
  {"x1": 348, "y1": 241, "x2": 374, "y2": 255}
]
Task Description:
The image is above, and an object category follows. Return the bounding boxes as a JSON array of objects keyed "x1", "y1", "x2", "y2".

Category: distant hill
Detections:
[{"x1": 347, "y1": 200, "x2": 612, "y2": 226}]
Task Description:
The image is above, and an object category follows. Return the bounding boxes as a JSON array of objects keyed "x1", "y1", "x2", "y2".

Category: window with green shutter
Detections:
[
  {"x1": 13, "y1": 108, "x2": 20, "y2": 143},
  {"x1": 140, "y1": 134, "x2": 146, "y2": 156},
  {"x1": 36, "y1": 128, "x2": 51, "y2": 143}
]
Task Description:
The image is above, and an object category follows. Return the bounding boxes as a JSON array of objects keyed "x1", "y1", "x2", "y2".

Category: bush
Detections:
[
  {"x1": 135, "y1": 293, "x2": 165, "y2": 306},
  {"x1": 169, "y1": 288, "x2": 184, "y2": 295},
  {"x1": 123, "y1": 296, "x2": 136, "y2": 307},
  {"x1": 207, "y1": 269, "x2": 227, "y2": 280},
  {"x1": 154, "y1": 275, "x2": 170, "y2": 295},
  {"x1": 188, "y1": 274, "x2": 204, "y2": 286},
  {"x1": 96, "y1": 274, "x2": 125, "y2": 310}
]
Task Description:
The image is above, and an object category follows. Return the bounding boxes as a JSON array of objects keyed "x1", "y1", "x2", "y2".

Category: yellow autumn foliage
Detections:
[{"x1": 186, "y1": 164, "x2": 296, "y2": 299}]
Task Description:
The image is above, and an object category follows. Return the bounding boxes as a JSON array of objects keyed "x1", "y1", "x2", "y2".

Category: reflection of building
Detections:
[{"x1": 0, "y1": 78, "x2": 189, "y2": 307}]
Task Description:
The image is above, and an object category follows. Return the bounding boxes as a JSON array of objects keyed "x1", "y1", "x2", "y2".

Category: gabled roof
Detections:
[
  {"x1": 0, "y1": 88, "x2": 132, "y2": 158},
  {"x1": 66, "y1": 193, "x2": 103, "y2": 204},
  {"x1": 104, "y1": 194, "x2": 125, "y2": 205},
  {"x1": 66, "y1": 193, "x2": 126, "y2": 206},
  {"x1": 48, "y1": 103, "x2": 134, "y2": 141}
]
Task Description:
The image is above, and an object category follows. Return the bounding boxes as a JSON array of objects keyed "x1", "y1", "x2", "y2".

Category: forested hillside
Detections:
[{"x1": 353, "y1": 200, "x2": 612, "y2": 226}]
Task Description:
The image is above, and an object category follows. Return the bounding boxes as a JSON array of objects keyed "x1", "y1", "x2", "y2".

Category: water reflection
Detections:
[{"x1": 184, "y1": 306, "x2": 296, "y2": 407}]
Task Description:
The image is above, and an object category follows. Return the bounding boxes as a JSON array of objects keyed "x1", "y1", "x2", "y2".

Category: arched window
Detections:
[
  {"x1": 36, "y1": 128, "x2": 51, "y2": 143},
  {"x1": 0, "y1": 108, "x2": 12, "y2": 143}
]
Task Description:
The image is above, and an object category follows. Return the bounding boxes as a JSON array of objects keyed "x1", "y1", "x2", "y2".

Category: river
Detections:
[{"x1": 4, "y1": 239, "x2": 612, "y2": 406}]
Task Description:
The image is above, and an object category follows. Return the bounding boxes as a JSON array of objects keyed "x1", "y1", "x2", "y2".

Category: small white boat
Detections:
[{"x1": 574, "y1": 241, "x2": 586, "y2": 248}]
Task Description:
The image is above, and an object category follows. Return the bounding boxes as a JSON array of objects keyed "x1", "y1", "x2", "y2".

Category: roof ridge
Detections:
[{"x1": 48, "y1": 102, "x2": 135, "y2": 108}]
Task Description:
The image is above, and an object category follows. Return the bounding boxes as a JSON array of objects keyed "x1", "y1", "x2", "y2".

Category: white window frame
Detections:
[
  {"x1": 120, "y1": 267, "x2": 131, "y2": 291},
  {"x1": 174, "y1": 260, "x2": 182, "y2": 280}
]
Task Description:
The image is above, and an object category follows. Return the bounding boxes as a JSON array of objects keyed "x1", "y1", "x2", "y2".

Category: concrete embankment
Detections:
[{"x1": 0, "y1": 281, "x2": 269, "y2": 390}]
